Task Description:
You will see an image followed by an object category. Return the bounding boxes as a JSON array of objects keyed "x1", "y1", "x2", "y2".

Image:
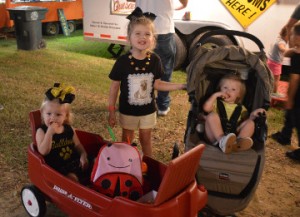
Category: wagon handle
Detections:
[{"x1": 197, "y1": 29, "x2": 265, "y2": 52}]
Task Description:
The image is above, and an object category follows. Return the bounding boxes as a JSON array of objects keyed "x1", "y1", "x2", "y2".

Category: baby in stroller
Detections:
[
  {"x1": 185, "y1": 30, "x2": 273, "y2": 216},
  {"x1": 204, "y1": 73, "x2": 266, "y2": 154}
]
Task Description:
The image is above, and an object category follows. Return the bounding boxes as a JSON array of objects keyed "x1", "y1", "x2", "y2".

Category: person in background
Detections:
[
  {"x1": 107, "y1": 8, "x2": 186, "y2": 157},
  {"x1": 135, "y1": 0, "x2": 188, "y2": 116},
  {"x1": 271, "y1": 5, "x2": 300, "y2": 146},
  {"x1": 284, "y1": 22, "x2": 300, "y2": 161},
  {"x1": 267, "y1": 28, "x2": 288, "y2": 97},
  {"x1": 36, "y1": 83, "x2": 89, "y2": 182}
]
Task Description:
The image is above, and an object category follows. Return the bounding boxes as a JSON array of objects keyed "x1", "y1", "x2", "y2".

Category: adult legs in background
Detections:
[
  {"x1": 286, "y1": 108, "x2": 300, "y2": 161},
  {"x1": 272, "y1": 109, "x2": 295, "y2": 145},
  {"x1": 155, "y1": 33, "x2": 176, "y2": 114}
]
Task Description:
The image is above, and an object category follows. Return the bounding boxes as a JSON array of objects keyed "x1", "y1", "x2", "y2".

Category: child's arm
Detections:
[
  {"x1": 154, "y1": 79, "x2": 186, "y2": 91},
  {"x1": 72, "y1": 129, "x2": 89, "y2": 170},
  {"x1": 203, "y1": 92, "x2": 225, "y2": 113},
  {"x1": 108, "y1": 80, "x2": 120, "y2": 127},
  {"x1": 278, "y1": 41, "x2": 287, "y2": 53},
  {"x1": 36, "y1": 124, "x2": 58, "y2": 155}
]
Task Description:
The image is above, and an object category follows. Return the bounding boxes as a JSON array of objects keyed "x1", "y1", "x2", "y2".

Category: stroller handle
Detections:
[{"x1": 197, "y1": 29, "x2": 265, "y2": 52}]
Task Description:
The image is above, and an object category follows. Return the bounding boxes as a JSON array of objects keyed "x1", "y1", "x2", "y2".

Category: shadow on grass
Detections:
[{"x1": 44, "y1": 29, "x2": 129, "y2": 59}]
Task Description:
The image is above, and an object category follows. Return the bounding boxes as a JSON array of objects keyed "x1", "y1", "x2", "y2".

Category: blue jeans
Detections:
[{"x1": 155, "y1": 33, "x2": 176, "y2": 111}]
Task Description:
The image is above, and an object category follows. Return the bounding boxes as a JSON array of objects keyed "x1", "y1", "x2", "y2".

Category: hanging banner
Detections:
[{"x1": 220, "y1": 0, "x2": 277, "y2": 29}]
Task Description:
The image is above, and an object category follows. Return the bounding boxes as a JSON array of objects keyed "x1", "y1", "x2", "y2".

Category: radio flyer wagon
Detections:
[{"x1": 21, "y1": 110, "x2": 207, "y2": 217}]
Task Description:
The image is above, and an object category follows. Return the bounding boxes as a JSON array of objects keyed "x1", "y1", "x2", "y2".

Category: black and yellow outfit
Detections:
[
  {"x1": 40, "y1": 124, "x2": 81, "y2": 176},
  {"x1": 213, "y1": 100, "x2": 248, "y2": 134}
]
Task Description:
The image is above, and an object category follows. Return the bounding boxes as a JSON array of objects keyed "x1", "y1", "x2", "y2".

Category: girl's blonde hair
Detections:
[
  {"x1": 40, "y1": 98, "x2": 73, "y2": 125},
  {"x1": 127, "y1": 16, "x2": 156, "y2": 50},
  {"x1": 218, "y1": 73, "x2": 246, "y2": 104}
]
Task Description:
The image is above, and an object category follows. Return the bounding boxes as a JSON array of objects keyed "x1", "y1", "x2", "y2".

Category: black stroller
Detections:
[{"x1": 184, "y1": 30, "x2": 273, "y2": 216}]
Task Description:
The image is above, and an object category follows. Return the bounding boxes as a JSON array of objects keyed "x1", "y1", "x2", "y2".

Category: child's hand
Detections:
[
  {"x1": 250, "y1": 108, "x2": 266, "y2": 120},
  {"x1": 48, "y1": 122, "x2": 60, "y2": 135},
  {"x1": 79, "y1": 153, "x2": 89, "y2": 170},
  {"x1": 108, "y1": 112, "x2": 117, "y2": 127},
  {"x1": 214, "y1": 91, "x2": 228, "y2": 100}
]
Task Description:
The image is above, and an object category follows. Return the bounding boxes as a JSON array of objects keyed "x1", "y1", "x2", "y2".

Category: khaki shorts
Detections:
[{"x1": 119, "y1": 112, "x2": 157, "y2": 130}]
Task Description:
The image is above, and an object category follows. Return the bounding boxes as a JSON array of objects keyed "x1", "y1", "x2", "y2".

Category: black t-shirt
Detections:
[
  {"x1": 41, "y1": 124, "x2": 80, "y2": 174},
  {"x1": 290, "y1": 53, "x2": 300, "y2": 108},
  {"x1": 109, "y1": 52, "x2": 163, "y2": 116}
]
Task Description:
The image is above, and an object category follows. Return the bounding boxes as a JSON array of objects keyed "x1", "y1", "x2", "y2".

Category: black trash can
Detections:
[{"x1": 7, "y1": 6, "x2": 48, "y2": 50}]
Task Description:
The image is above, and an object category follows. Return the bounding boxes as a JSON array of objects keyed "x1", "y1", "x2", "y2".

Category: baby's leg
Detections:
[
  {"x1": 234, "y1": 119, "x2": 255, "y2": 151},
  {"x1": 205, "y1": 112, "x2": 224, "y2": 144},
  {"x1": 205, "y1": 112, "x2": 236, "y2": 153},
  {"x1": 237, "y1": 119, "x2": 255, "y2": 138}
]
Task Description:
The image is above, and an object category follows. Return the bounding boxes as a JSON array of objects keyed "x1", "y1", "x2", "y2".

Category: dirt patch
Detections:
[{"x1": 1, "y1": 94, "x2": 300, "y2": 217}]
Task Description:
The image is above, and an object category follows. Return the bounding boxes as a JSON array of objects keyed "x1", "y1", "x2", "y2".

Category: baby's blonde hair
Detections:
[{"x1": 40, "y1": 98, "x2": 73, "y2": 125}]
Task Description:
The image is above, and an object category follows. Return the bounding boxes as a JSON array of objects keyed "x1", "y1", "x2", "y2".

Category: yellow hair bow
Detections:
[{"x1": 45, "y1": 83, "x2": 75, "y2": 104}]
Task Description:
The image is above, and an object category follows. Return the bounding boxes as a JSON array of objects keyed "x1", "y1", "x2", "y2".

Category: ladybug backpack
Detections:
[{"x1": 90, "y1": 142, "x2": 143, "y2": 201}]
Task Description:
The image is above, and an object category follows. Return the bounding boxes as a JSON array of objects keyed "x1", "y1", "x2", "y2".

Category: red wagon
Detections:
[{"x1": 21, "y1": 110, "x2": 207, "y2": 217}]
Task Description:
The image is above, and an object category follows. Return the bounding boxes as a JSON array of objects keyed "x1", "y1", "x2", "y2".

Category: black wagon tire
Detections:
[
  {"x1": 174, "y1": 33, "x2": 187, "y2": 70},
  {"x1": 21, "y1": 185, "x2": 46, "y2": 217},
  {"x1": 43, "y1": 22, "x2": 59, "y2": 36}
]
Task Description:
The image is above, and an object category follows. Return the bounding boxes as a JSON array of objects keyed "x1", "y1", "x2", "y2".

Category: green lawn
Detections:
[{"x1": 0, "y1": 30, "x2": 187, "y2": 168}]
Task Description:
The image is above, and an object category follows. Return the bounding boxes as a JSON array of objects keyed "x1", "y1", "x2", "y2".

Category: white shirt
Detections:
[{"x1": 135, "y1": 0, "x2": 175, "y2": 34}]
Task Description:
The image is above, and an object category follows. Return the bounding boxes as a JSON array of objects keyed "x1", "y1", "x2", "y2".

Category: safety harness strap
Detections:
[{"x1": 217, "y1": 99, "x2": 242, "y2": 134}]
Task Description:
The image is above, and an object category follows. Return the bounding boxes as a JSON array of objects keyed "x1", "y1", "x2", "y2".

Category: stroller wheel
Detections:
[
  {"x1": 21, "y1": 184, "x2": 46, "y2": 217},
  {"x1": 198, "y1": 206, "x2": 236, "y2": 217},
  {"x1": 171, "y1": 142, "x2": 180, "y2": 159}
]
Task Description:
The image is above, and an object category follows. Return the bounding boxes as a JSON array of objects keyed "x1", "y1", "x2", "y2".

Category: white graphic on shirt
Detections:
[{"x1": 128, "y1": 73, "x2": 153, "y2": 105}]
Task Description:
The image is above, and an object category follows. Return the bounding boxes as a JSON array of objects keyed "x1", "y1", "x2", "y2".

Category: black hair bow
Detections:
[
  {"x1": 126, "y1": 7, "x2": 156, "y2": 21},
  {"x1": 45, "y1": 83, "x2": 75, "y2": 104}
]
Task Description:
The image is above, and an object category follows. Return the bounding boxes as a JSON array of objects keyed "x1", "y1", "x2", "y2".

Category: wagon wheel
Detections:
[{"x1": 21, "y1": 185, "x2": 46, "y2": 217}]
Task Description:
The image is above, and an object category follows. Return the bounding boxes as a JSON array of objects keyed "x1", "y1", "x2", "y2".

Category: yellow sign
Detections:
[{"x1": 220, "y1": 0, "x2": 276, "y2": 29}]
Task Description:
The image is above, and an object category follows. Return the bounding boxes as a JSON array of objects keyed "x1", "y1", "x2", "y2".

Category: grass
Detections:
[
  {"x1": 0, "y1": 30, "x2": 187, "y2": 169},
  {"x1": 0, "y1": 29, "x2": 288, "y2": 173}
]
